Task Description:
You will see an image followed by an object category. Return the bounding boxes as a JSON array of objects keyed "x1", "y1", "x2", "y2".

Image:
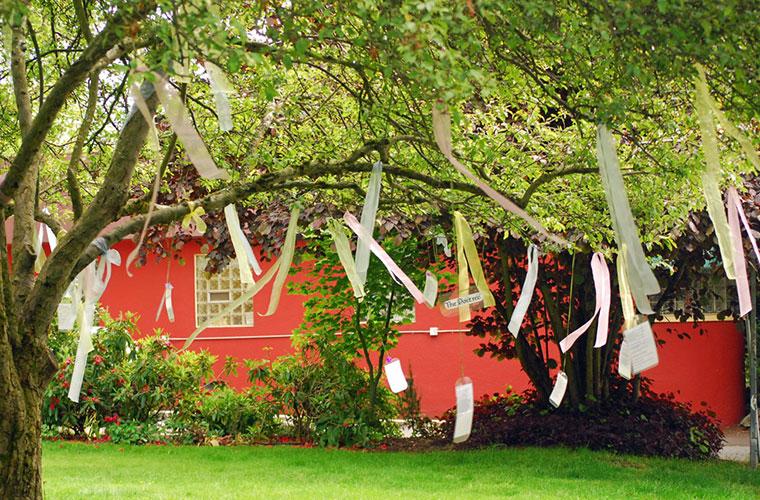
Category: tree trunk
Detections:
[{"x1": 0, "y1": 330, "x2": 55, "y2": 500}]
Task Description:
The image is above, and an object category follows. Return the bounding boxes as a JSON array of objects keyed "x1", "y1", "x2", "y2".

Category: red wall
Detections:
[{"x1": 100, "y1": 240, "x2": 746, "y2": 426}]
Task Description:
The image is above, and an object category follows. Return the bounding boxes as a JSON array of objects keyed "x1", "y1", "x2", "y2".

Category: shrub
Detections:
[
  {"x1": 439, "y1": 385, "x2": 724, "y2": 459},
  {"x1": 249, "y1": 352, "x2": 398, "y2": 447},
  {"x1": 107, "y1": 420, "x2": 163, "y2": 445},
  {"x1": 44, "y1": 310, "x2": 215, "y2": 439},
  {"x1": 193, "y1": 386, "x2": 279, "y2": 439}
]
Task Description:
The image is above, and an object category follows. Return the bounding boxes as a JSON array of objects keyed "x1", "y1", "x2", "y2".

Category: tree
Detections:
[{"x1": 0, "y1": 1, "x2": 757, "y2": 497}]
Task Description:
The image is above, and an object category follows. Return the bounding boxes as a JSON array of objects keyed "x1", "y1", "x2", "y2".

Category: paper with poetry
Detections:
[
  {"x1": 383, "y1": 358, "x2": 408, "y2": 394},
  {"x1": 618, "y1": 320, "x2": 659, "y2": 379},
  {"x1": 453, "y1": 377, "x2": 474, "y2": 444},
  {"x1": 549, "y1": 371, "x2": 568, "y2": 408}
]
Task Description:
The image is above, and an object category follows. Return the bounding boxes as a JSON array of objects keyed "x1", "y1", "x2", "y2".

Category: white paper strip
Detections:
[
  {"x1": 224, "y1": 204, "x2": 258, "y2": 284},
  {"x1": 383, "y1": 358, "x2": 409, "y2": 393},
  {"x1": 355, "y1": 161, "x2": 383, "y2": 286},
  {"x1": 423, "y1": 271, "x2": 438, "y2": 307},
  {"x1": 344, "y1": 212, "x2": 427, "y2": 304},
  {"x1": 155, "y1": 282, "x2": 175, "y2": 323},
  {"x1": 508, "y1": 245, "x2": 539, "y2": 337},
  {"x1": 204, "y1": 61, "x2": 234, "y2": 132},
  {"x1": 436, "y1": 233, "x2": 452, "y2": 258},
  {"x1": 453, "y1": 376, "x2": 474, "y2": 444},
  {"x1": 153, "y1": 73, "x2": 230, "y2": 180},
  {"x1": 549, "y1": 371, "x2": 568, "y2": 408},
  {"x1": 597, "y1": 124, "x2": 660, "y2": 314},
  {"x1": 620, "y1": 320, "x2": 659, "y2": 376}
]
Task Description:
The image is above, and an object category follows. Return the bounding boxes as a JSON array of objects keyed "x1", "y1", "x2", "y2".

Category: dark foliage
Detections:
[{"x1": 439, "y1": 383, "x2": 724, "y2": 460}]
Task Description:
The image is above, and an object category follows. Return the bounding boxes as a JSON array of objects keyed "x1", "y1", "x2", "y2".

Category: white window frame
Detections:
[{"x1": 194, "y1": 254, "x2": 254, "y2": 328}]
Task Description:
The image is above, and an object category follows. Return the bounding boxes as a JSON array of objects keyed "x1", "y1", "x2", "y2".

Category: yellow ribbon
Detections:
[
  {"x1": 182, "y1": 204, "x2": 207, "y2": 234},
  {"x1": 453, "y1": 211, "x2": 495, "y2": 322},
  {"x1": 326, "y1": 218, "x2": 365, "y2": 299}
]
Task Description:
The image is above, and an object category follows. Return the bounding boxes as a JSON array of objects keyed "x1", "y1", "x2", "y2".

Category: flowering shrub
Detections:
[{"x1": 44, "y1": 310, "x2": 215, "y2": 439}]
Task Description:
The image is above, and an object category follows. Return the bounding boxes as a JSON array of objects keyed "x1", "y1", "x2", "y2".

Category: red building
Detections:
[{"x1": 93, "y1": 238, "x2": 746, "y2": 427}]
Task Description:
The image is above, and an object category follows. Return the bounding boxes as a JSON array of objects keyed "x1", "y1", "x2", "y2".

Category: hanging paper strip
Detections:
[
  {"x1": 57, "y1": 277, "x2": 80, "y2": 331},
  {"x1": 69, "y1": 243, "x2": 121, "y2": 402},
  {"x1": 184, "y1": 261, "x2": 280, "y2": 349},
  {"x1": 326, "y1": 219, "x2": 365, "y2": 299},
  {"x1": 453, "y1": 376, "x2": 474, "y2": 443},
  {"x1": 153, "y1": 73, "x2": 230, "y2": 180},
  {"x1": 224, "y1": 204, "x2": 260, "y2": 284},
  {"x1": 549, "y1": 371, "x2": 568, "y2": 408},
  {"x1": 432, "y1": 106, "x2": 568, "y2": 247},
  {"x1": 727, "y1": 189, "x2": 751, "y2": 317},
  {"x1": 694, "y1": 70, "x2": 735, "y2": 279},
  {"x1": 596, "y1": 124, "x2": 660, "y2": 313},
  {"x1": 436, "y1": 233, "x2": 452, "y2": 258},
  {"x1": 453, "y1": 211, "x2": 495, "y2": 322},
  {"x1": 383, "y1": 357, "x2": 409, "y2": 393},
  {"x1": 507, "y1": 244, "x2": 539, "y2": 337},
  {"x1": 355, "y1": 161, "x2": 383, "y2": 286},
  {"x1": 155, "y1": 282, "x2": 175, "y2": 323},
  {"x1": 616, "y1": 244, "x2": 637, "y2": 331},
  {"x1": 182, "y1": 205, "x2": 207, "y2": 233},
  {"x1": 204, "y1": 61, "x2": 234, "y2": 132},
  {"x1": 696, "y1": 65, "x2": 760, "y2": 172},
  {"x1": 344, "y1": 212, "x2": 427, "y2": 304},
  {"x1": 728, "y1": 187, "x2": 760, "y2": 264},
  {"x1": 423, "y1": 271, "x2": 438, "y2": 307},
  {"x1": 125, "y1": 83, "x2": 164, "y2": 277},
  {"x1": 262, "y1": 207, "x2": 300, "y2": 316},
  {"x1": 559, "y1": 252, "x2": 610, "y2": 353}
]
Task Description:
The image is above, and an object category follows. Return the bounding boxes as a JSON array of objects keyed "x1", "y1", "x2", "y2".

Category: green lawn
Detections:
[{"x1": 43, "y1": 442, "x2": 759, "y2": 499}]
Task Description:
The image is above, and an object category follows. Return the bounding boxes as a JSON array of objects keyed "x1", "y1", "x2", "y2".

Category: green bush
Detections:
[{"x1": 249, "y1": 352, "x2": 398, "y2": 447}]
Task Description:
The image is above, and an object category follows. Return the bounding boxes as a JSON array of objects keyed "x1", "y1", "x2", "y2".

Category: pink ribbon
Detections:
[
  {"x1": 343, "y1": 212, "x2": 426, "y2": 304},
  {"x1": 727, "y1": 187, "x2": 752, "y2": 317},
  {"x1": 728, "y1": 187, "x2": 760, "y2": 264},
  {"x1": 560, "y1": 252, "x2": 611, "y2": 353}
]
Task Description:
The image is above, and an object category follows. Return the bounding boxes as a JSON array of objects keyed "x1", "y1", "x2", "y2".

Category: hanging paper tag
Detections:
[
  {"x1": 508, "y1": 245, "x2": 539, "y2": 337},
  {"x1": 549, "y1": 371, "x2": 568, "y2": 408},
  {"x1": 443, "y1": 292, "x2": 483, "y2": 310},
  {"x1": 453, "y1": 376, "x2": 474, "y2": 444},
  {"x1": 621, "y1": 321, "x2": 659, "y2": 376},
  {"x1": 618, "y1": 338, "x2": 632, "y2": 380},
  {"x1": 423, "y1": 271, "x2": 438, "y2": 307},
  {"x1": 383, "y1": 358, "x2": 408, "y2": 393}
]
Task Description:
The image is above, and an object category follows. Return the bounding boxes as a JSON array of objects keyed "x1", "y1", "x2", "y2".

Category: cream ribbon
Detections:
[
  {"x1": 204, "y1": 61, "x2": 234, "y2": 132},
  {"x1": 355, "y1": 161, "x2": 383, "y2": 286},
  {"x1": 261, "y1": 207, "x2": 300, "y2": 316},
  {"x1": 224, "y1": 203, "x2": 262, "y2": 285},
  {"x1": 597, "y1": 124, "x2": 660, "y2": 314},
  {"x1": 432, "y1": 105, "x2": 569, "y2": 246},
  {"x1": 726, "y1": 188, "x2": 752, "y2": 317},
  {"x1": 326, "y1": 218, "x2": 365, "y2": 299},
  {"x1": 507, "y1": 244, "x2": 539, "y2": 337},
  {"x1": 155, "y1": 282, "x2": 175, "y2": 323}
]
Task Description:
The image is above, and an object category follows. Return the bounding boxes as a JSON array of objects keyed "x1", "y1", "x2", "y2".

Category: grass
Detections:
[{"x1": 43, "y1": 442, "x2": 760, "y2": 499}]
